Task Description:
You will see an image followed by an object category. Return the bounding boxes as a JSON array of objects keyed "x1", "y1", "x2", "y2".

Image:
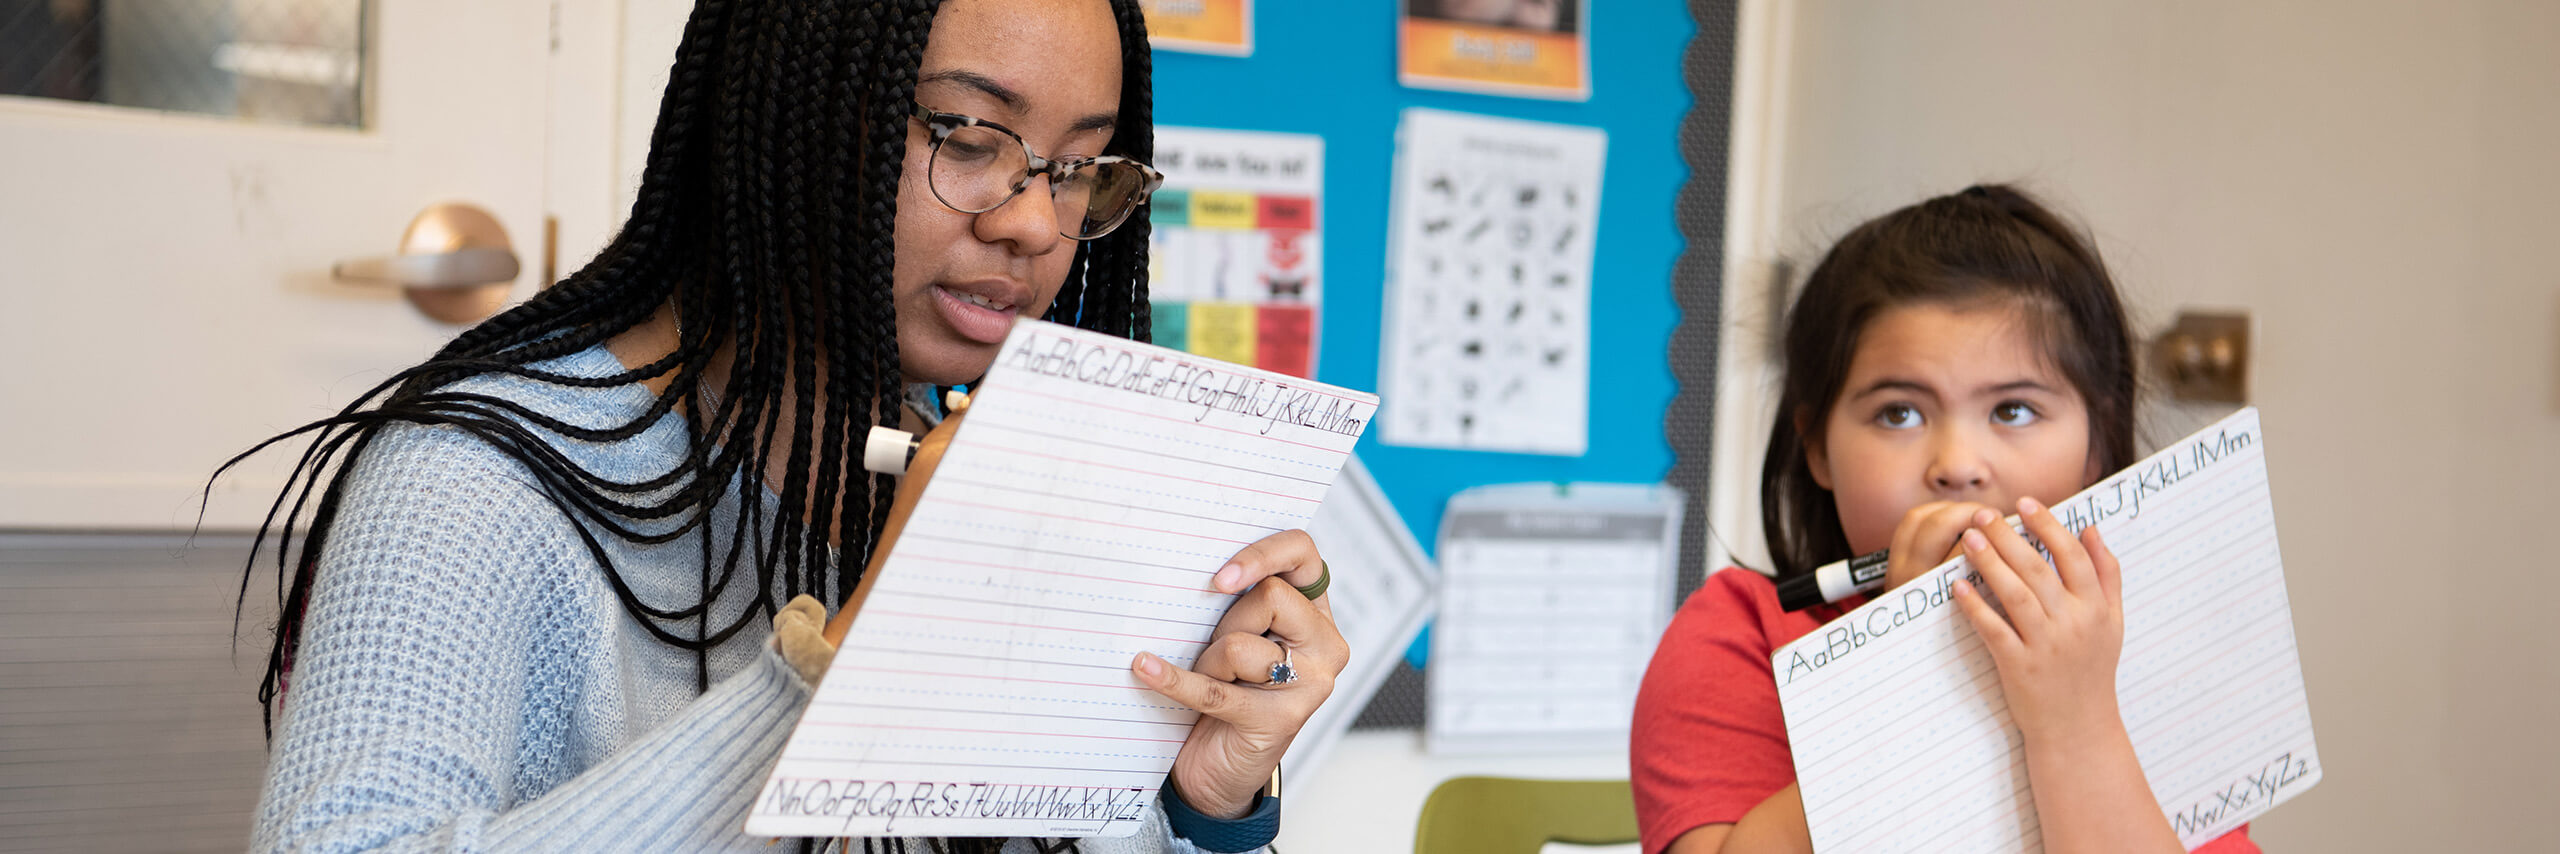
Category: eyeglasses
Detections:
[{"x1": 911, "y1": 103, "x2": 1164, "y2": 241}]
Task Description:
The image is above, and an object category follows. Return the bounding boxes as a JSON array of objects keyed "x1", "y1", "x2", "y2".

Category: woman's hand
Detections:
[
  {"x1": 811, "y1": 400, "x2": 1348, "y2": 819},
  {"x1": 1948, "y1": 497, "x2": 2125, "y2": 746},
  {"x1": 1130, "y1": 529, "x2": 1347, "y2": 819},
  {"x1": 1884, "y1": 501, "x2": 1999, "y2": 591}
]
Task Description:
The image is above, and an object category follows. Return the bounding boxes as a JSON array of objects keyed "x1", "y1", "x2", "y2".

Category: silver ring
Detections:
[{"x1": 1267, "y1": 646, "x2": 1298, "y2": 684}]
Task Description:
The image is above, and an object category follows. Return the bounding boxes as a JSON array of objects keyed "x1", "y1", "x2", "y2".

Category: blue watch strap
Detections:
[{"x1": 1159, "y1": 778, "x2": 1280, "y2": 853}]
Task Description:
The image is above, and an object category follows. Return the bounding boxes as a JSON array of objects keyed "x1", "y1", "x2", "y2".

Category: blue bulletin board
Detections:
[{"x1": 1150, "y1": 3, "x2": 1694, "y2": 552}]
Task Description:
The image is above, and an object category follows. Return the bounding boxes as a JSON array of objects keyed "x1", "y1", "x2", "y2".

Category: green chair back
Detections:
[{"x1": 1412, "y1": 776, "x2": 1641, "y2": 854}]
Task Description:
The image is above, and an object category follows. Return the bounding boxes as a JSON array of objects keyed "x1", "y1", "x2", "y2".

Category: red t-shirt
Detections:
[{"x1": 1630, "y1": 568, "x2": 2257, "y2": 854}]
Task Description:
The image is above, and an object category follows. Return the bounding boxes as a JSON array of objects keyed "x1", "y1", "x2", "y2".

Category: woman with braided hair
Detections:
[{"x1": 232, "y1": 1, "x2": 1341, "y2": 851}]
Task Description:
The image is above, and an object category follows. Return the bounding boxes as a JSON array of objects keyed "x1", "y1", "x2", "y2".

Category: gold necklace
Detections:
[{"x1": 670, "y1": 308, "x2": 722, "y2": 419}]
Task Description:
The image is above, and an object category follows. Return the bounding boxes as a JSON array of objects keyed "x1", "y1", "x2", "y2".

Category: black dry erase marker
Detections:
[{"x1": 1775, "y1": 549, "x2": 1891, "y2": 612}]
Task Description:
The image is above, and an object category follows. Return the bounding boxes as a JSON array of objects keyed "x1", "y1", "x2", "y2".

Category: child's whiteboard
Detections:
[{"x1": 1776, "y1": 407, "x2": 2319, "y2": 852}]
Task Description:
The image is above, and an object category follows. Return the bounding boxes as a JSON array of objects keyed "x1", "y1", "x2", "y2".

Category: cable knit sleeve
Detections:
[
  {"x1": 248, "y1": 422, "x2": 814, "y2": 852},
  {"x1": 248, "y1": 421, "x2": 1214, "y2": 853}
]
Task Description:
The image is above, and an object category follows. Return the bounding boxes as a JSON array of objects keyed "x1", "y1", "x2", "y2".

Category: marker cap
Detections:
[{"x1": 864, "y1": 426, "x2": 917, "y2": 475}]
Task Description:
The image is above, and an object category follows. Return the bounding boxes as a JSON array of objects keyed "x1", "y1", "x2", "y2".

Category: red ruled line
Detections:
[
  {"x1": 900, "y1": 553, "x2": 1209, "y2": 593},
  {"x1": 798, "y1": 719, "x2": 1187, "y2": 744},
  {"x1": 970, "y1": 442, "x2": 1323, "y2": 503},
  {"x1": 864, "y1": 610, "x2": 1202, "y2": 645},
  {"x1": 930, "y1": 496, "x2": 1255, "y2": 546},
  {"x1": 767, "y1": 772, "x2": 1160, "y2": 788},
  {"x1": 831, "y1": 663, "x2": 1144, "y2": 693}
]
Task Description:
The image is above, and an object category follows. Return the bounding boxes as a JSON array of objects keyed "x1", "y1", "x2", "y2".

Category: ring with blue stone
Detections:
[{"x1": 1267, "y1": 645, "x2": 1298, "y2": 684}]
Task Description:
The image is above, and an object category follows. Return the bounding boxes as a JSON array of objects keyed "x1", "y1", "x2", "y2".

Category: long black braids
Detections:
[
  {"x1": 222, "y1": 2, "x2": 1155, "y2": 850},
  {"x1": 1050, "y1": 0, "x2": 1155, "y2": 342}
]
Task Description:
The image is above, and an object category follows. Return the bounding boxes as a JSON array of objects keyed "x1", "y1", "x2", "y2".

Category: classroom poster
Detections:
[
  {"x1": 1380, "y1": 109, "x2": 1604, "y2": 455},
  {"x1": 1139, "y1": 0, "x2": 1253, "y2": 57},
  {"x1": 1146, "y1": 126, "x2": 1324, "y2": 379},
  {"x1": 1398, "y1": 0, "x2": 1590, "y2": 101}
]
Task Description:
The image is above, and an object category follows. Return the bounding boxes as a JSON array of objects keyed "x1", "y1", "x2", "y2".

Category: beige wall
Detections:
[{"x1": 1730, "y1": 1, "x2": 2558, "y2": 849}]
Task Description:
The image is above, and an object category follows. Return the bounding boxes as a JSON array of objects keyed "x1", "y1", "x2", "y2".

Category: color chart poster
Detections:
[
  {"x1": 1399, "y1": 0, "x2": 1589, "y2": 101},
  {"x1": 1146, "y1": 127, "x2": 1323, "y2": 379},
  {"x1": 1139, "y1": 0, "x2": 1253, "y2": 57}
]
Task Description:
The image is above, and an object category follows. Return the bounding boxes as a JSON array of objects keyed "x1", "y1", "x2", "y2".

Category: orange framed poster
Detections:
[
  {"x1": 1139, "y1": 0, "x2": 1253, "y2": 57},
  {"x1": 1399, "y1": 0, "x2": 1588, "y2": 101}
]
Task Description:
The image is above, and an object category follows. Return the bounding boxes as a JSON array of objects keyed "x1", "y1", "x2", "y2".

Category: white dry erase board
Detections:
[
  {"x1": 1427, "y1": 482, "x2": 1682, "y2": 754},
  {"x1": 1775, "y1": 407, "x2": 2318, "y2": 852},
  {"x1": 746, "y1": 319, "x2": 1378, "y2": 839}
]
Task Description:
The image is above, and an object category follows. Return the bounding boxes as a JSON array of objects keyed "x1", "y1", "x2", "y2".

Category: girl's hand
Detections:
[
  {"x1": 1949, "y1": 497, "x2": 2127, "y2": 746},
  {"x1": 1130, "y1": 529, "x2": 1347, "y2": 819},
  {"x1": 1884, "y1": 501, "x2": 1999, "y2": 591}
]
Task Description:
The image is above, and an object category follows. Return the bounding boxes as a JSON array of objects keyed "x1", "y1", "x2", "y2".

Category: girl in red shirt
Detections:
[{"x1": 1630, "y1": 185, "x2": 2256, "y2": 854}]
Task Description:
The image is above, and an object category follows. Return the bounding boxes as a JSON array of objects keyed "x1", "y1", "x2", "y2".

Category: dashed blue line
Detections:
[
  {"x1": 966, "y1": 464, "x2": 1297, "y2": 522},
  {"x1": 873, "y1": 629, "x2": 1200, "y2": 663},
  {"x1": 856, "y1": 685, "x2": 1190, "y2": 713},
  {"x1": 897, "y1": 577, "x2": 1225, "y2": 614},
  {"x1": 939, "y1": 521, "x2": 1230, "y2": 561}
]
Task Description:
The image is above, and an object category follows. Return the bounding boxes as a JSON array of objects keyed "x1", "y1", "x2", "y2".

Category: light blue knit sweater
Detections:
[{"x1": 252, "y1": 345, "x2": 1237, "y2": 853}]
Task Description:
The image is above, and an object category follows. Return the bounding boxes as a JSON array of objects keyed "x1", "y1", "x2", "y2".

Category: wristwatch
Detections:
[{"x1": 1160, "y1": 769, "x2": 1282, "y2": 853}]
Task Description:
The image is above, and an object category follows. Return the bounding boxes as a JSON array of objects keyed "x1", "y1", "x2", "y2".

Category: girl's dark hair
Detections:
[
  {"x1": 1760, "y1": 184, "x2": 2137, "y2": 580},
  {"x1": 223, "y1": 4, "x2": 1151, "y2": 842}
]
